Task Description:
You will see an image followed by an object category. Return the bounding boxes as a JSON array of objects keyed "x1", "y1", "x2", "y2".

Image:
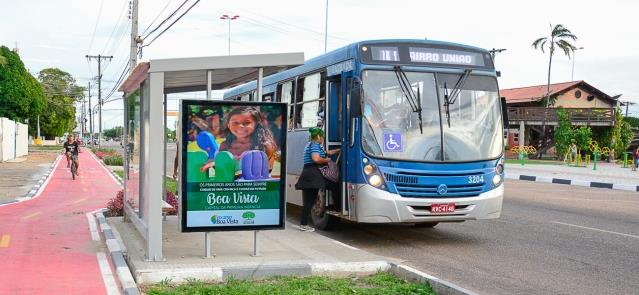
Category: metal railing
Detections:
[{"x1": 507, "y1": 107, "x2": 614, "y2": 123}]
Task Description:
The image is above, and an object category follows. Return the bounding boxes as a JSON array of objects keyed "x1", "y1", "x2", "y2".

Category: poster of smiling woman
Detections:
[{"x1": 180, "y1": 100, "x2": 287, "y2": 232}]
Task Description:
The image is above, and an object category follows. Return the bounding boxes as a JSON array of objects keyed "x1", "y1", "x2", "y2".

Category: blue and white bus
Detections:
[{"x1": 224, "y1": 39, "x2": 506, "y2": 229}]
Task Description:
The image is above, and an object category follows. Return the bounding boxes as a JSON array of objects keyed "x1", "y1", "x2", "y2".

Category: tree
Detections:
[
  {"x1": 0, "y1": 46, "x2": 46, "y2": 123},
  {"x1": 166, "y1": 128, "x2": 176, "y2": 141},
  {"x1": 103, "y1": 126, "x2": 124, "y2": 140},
  {"x1": 573, "y1": 126, "x2": 592, "y2": 155},
  {"x1": 36, "y1": 68, "x2": 85, "y2": 138},
  {"x1": 532, "y1": 24, "x2": 578, "y2": 153},
  {"x1": 610, "y1": 108, "x2": 633, "y2": 157},
  {"x1": 553, "y1": 108, "x2": 572, "y2": 158}
]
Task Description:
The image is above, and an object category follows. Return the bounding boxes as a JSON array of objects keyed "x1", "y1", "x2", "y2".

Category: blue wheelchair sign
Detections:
[{"x1": 383, "y1": 132, "x2": 403, "y2": 152}]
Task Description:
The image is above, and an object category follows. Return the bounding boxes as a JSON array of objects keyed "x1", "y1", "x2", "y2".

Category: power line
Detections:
[
  {"x1": 101, "y1": 0, "x2": 129, "y2": 55},
  {"x1": 142, "y1": 0, "x2": 190, "y2": 40},
  {"x1": 141, "y1": 0, "x2": 174, "y2": 36},
  {"x1": 87, "y1": 0, "x2": 106, "y2": 53},
  {"x1": 141, "y1": 0, "x2": 200, "y2": 48},
  {"x1": 235, "y1": 8, "x2": 351, "y2": 43}
]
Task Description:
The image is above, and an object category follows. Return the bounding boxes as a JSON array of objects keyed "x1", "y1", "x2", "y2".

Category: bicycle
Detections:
[{"x1": 68, "y1": 153, "x2": 78, "y2": 180}]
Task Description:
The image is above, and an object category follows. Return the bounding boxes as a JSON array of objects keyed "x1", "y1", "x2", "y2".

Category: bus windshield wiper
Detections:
[
  {"x1": 443, "y1": 69, "x2": 472, "y2": 128},
  {"x1": 393, "y1": 66, "x2": 423, "y2": 134}
]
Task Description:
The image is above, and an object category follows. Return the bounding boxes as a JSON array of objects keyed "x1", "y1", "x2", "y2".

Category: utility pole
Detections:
[
  {"x1": 86, "y1": 54, "x2": 113, "y2": 148},
  {"x1": 82, "y1": 96, "x2": 86, "y2": 138},
  {"x1": 623, "y1": 100, "x2": 635, "y2": 117},
  {"x1": 129, "y1": 0, "x2": 139, "y2": 74},
  {"x1": 88, "y1": 82, "x2": 94, "y2": 147}
]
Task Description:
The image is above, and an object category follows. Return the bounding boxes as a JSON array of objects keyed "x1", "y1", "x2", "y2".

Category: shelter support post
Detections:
[
  {"x1": 207, "y1": 70, "x2": 212, "y2": 100},
  {"x1": 204, "y1": 232, "x2": 214, "y2": 258},
  {"x1": 251, "y1": 231, "x2": 261, "y2": 257},
  {"x1": 145, "y1": 71, "x2": 165, "y2": 261},
  {"x1": 256, "y1": 67, "x2": 263, "y2": 101}
]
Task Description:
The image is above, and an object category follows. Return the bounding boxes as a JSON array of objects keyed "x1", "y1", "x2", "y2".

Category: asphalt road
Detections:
[{"x1": 311, "y1": 180, "x2": 639, "y2": 295}]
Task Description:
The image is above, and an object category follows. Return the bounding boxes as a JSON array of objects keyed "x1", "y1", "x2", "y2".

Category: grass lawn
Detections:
[
  {"x1": 113, "y1": 170, "x2": 124, "y2": 179},
  {"x1": 29, "y1": 145, "x2": 62, "y2": 151},
  {"x1": 110, "y1": 171, "x2": 177, "y2": 193},
  {"x1": 166, "y1": 177, "x2": 177, "y2": 194},
  {"x1": 144, "y1": 273, "x2": 434, "y2": 295},
  {"x1": 505, "y1": 159, "x2": 563, "y2": 165}
]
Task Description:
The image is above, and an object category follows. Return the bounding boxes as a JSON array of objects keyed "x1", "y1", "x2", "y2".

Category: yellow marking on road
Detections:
[
  {"x1": 0, "y1": 235, "x2": 10, "y2": 248},
  {"x1": 73, "y1": 198, "x2": 87, "y2": 204},
  {"x1": 21, "y1": 212, "x2": 41, "y2": 220}
]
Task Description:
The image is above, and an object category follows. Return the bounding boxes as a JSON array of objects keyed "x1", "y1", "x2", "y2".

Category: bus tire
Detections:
[
  {"x1": 311, "y1": 189, "x2": 338, "y2": 230},
  {"x1": 414, "y1": 222, "x2": 439, "y2": 228}
]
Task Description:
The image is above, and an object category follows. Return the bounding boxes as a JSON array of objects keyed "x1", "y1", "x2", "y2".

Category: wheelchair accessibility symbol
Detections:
[{"x1": 383, "y1": 133, "x2": 403, "y2": 152}]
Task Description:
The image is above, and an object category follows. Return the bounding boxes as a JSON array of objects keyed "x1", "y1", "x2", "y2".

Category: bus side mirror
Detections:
[{"x1": 501, "y1": 97, "x2": 509, "y2": 128}]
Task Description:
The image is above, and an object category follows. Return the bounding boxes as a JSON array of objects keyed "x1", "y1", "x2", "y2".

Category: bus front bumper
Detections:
[{"x1": 354, "y1": 184, "x2": 504, "y2": 223}]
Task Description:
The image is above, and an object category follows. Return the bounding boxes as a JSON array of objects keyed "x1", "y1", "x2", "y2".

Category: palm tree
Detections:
[{"x1": 531, "y1": 24, "x2": 578, "y2": 155}]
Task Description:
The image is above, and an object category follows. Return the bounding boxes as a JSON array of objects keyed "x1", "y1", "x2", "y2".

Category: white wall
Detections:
[
  {"x1": 16, "y1": 122, "x2": 28, "y2": 158},
  {"x1": 0, "y1": 117, "x2": 29, "y2": 162}
]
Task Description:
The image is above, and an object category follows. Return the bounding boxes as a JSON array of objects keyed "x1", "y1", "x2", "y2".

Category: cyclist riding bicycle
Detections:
[{"x1": 63, "y1": 135, "x2": 80, "y2": 176}]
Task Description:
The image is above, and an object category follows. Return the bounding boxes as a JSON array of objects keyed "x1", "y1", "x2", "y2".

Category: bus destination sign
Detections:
[
  {"x1": 363, "y1": 43, "x2": 491, "y2": 69},
  {"x1": 408, "y1": 47, "x2": 484, "y2": 66}
]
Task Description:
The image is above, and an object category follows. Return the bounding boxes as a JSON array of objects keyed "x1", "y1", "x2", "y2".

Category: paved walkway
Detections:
[
  {"x1": 506, "y1": 162, "x2": 638, "y2": 186},
  {"x1": 0, "y1": 149, "x2": 121, "y2": 294}
]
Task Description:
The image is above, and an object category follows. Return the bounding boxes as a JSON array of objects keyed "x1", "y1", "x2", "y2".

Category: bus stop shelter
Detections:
[{"x1": 118, "y1": 53, "x2": 304, "y2": 261}]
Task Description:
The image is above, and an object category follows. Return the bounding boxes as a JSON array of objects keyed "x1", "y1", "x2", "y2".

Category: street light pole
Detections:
[
  {"x1": 324, "y1": 0, "x2": 329, "y2": 53},
  {"x1": 220, "y1": 14, "x2": 239, "y2": 55},
  {"x1": 571, "y1": 47, "x2": 584, "y2": 81}
]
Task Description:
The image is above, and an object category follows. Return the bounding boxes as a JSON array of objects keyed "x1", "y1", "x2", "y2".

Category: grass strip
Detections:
[{"x1": 144, "y1": 273, "x2": 434, "y2": 295}]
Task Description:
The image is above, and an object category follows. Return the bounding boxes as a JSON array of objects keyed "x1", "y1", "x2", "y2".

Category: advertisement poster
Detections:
[{"x1": 180, "y1": 100, "x2": 287, "y2": 232}]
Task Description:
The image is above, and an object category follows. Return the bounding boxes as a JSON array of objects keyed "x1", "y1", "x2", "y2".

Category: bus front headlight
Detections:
[
  {"x1": 369, "y1": 175, "x2": 383, "y2": 187},
  {"x1": 492, "y1": 174, "x2": 502, "y2": 186}
]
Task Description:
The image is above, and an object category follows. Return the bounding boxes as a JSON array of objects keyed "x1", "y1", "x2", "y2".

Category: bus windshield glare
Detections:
[{"x1": 361, "y1": 70, "x2": 503, "y2": 162}]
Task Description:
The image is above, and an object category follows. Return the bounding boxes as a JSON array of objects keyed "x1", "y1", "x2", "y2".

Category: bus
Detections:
[{"x1": 224, "y1": 39, "x2": 506, "y2": 229}]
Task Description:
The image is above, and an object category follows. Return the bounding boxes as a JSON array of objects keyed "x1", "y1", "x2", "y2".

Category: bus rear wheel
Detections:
[
  {"x1": 311, "y1": 189, "x2": 338, "y2": 230},
  {"x1": 414, "y1": 222, "x2": 439, "y2": 228}
]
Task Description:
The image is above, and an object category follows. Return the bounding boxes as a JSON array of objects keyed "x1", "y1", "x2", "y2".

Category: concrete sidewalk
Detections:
[
  {"x1": 110, "y1": 216, "x2": 395, "y2": 285},
  {"x1": 506, "y1": 162, "x2": 638, "y2": 190}
]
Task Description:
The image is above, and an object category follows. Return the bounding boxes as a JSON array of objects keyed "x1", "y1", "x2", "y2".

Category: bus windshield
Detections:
[{"x1": 361, "y1": 70, "x2": 503, "y2": 162}]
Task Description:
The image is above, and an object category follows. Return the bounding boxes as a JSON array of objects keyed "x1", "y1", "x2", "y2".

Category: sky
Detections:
[{"x1": 1, "y1": 0, "x2": 639, "y2": 130}]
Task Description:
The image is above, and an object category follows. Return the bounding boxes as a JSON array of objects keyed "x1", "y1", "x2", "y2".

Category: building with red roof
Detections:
[{"x1": 502, "y1": 80, "x2": 620, "y2": 154}]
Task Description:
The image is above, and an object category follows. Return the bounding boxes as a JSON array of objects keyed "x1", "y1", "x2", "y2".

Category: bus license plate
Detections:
[{"x1": 430, "y1": 203, "x2": 455, "y2": 213}]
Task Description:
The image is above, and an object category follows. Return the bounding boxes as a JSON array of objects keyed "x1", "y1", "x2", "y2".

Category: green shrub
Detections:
[
  {"x1": 103, "y1": 155, "x2": 124, "y2": 166},
  {"x1": 92, "y1": 147, "x2": 116, "y2": 154}
]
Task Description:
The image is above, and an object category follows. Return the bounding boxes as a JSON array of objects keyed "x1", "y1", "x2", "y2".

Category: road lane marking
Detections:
[
  {"x1": 0, "y1": 234, "x2": 10, "y2": 248},
  {"x1": 96, "y1": 252, "x2": 119, "y2": 295},
  {"x1": 551, "y1": 197, "x2": 639, "y2": 204},
  {"x1": 22, "y1": 211, "x2": 41, "y2": 220},
  {"x1": 552, "y1": 221, "x2": 639, "y2": 239},
  {"x1": 73, "y1": 198, "x2": 87, "y2": 204},
  {"x1": 86, "y1": 213, "x2": 100, "y2": 241},
  {"x1": 332, "y1": 240, "x2": 360, "y2": 251}
]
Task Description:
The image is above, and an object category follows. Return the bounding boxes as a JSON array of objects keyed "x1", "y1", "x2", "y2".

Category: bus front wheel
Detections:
[{"x1": 311, "y1": 189, "x2": 338, "y2": 230}]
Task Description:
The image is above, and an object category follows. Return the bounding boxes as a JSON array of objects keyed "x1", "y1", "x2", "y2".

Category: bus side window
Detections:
[
  {"x1": 277, "y1": 80, "x2": 295, "y2": 130},
  {"x1": 295, "y1": 72, "x2": 325, "y2": 129}
]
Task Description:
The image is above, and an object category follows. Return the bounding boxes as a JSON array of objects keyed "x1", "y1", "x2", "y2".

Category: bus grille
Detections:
[{"x1": 384, "y1": 173, "x2": 483, "y2": 198}]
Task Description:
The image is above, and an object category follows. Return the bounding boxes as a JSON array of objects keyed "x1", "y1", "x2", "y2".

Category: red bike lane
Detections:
[{"x1": 0, "y1": 148, "x2": 122, "y2": 294}]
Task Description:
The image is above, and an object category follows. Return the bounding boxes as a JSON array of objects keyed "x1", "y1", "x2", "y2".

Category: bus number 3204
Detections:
[{"x1": 468, "y1": 175, "x2": 484, "y2": 184}]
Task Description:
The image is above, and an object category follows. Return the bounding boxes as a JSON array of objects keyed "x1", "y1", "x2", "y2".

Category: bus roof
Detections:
[{"x1": 223, "y1": 39, "x2": 491, "y2": 98}]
